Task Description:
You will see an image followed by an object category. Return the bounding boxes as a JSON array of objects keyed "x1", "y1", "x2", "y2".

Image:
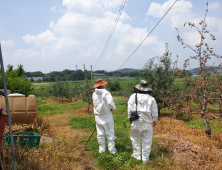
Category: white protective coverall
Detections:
[
  {"x1": 128, "y1": 93, "x2": 158, "y2": 163},
  {"x1": 92, "y1": 89, "x2": 117, "y2": 154}
]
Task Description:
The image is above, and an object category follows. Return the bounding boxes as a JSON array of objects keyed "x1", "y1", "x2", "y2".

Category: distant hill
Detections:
[
  {"x1": 112, "y1": 68, "x2": 142, "y2": 73},
  {"x1": 189, "y1": 66, "x2": 222, "y2": 72}
]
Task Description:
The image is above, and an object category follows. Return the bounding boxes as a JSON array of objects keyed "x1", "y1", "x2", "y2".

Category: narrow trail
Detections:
[{"x1": 45, "y1": 105, "x2": 96, "y2": 170}]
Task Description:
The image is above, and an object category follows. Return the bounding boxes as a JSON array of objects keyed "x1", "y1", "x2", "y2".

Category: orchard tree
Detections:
[
  {"x1": 141, "y1": 43, "x2": 175, "y2": 117},
  {"x1": 162, "y1": 4, "x2": 222, "y2": 136},
  {"x1": 82, "y1": 74, "x2": 93, "y2": 114}
]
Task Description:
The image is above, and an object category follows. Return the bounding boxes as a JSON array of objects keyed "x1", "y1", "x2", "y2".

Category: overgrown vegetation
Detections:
[
  {"x1": 141, "y1": 43, "x2": 176, "y2": 117},
  {"x1": 3, "y1": 93, "x2": 222, "y2": 169},
  {"x1": 0, "y1": 64, "x2": 35, "y2": 96},
  {"x1": 162, "y1": 4, "x2": 222, "y2": 136},
  {"x1": 82, "y1": 75, "x2": 93, "y2": 113}
]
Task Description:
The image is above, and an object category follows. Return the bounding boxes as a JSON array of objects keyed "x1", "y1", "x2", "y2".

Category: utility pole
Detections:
[{"x1": 91, "y1": 65, "x2": 93, "y2": 88}]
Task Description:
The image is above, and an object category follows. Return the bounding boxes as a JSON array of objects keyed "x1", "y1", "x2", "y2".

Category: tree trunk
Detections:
[
  {"x1": 203, "y1": 118, "x2": 211, "y2": 136},
  {"x1": 158, "y1": 106, "x2": 161, "y2": 118},
  {"x1": 88, "y1": 104, "x2": 90, "y2": 114}
]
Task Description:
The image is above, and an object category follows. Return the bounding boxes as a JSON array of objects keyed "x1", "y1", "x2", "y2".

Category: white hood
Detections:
[
  {"x1": 137, "y1": 94, "x2": 149, "y2": 104},
  {"x1": 92, "y1": 89, "x2": 116, "y2": 124},
  {"x1": 95, "y1": 89, "x2": 105, "y2": 94}
]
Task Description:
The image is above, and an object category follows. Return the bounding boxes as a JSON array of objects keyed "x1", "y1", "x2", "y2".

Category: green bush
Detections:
[
  {"x1": 0, "y1": 64, "x2": 35, "y2": 96},
  {"x1": 107, "y1": 81, "x2": 121, "y2": 91}
]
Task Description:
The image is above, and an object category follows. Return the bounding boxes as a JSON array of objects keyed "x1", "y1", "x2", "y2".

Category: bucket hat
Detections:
[
  {"x1": 134, "y1": 80, "x2": 152, "y2": 92},
  {"x1": 93, "y1": 79, "x2": 107, "y2": 88}
]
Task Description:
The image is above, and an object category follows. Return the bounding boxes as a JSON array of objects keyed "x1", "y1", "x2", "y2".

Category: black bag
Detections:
[{"x1": 130, "y1": 93, "x2": 139, "y2": 121}]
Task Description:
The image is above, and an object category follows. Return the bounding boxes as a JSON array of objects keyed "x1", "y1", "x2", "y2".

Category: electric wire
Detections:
[
  {"x1": 93, "y1": 0, "x2": 127, "y2": 69},
  {"x1": 117, "y1": 0, "x2": 177, "y2": 71}
]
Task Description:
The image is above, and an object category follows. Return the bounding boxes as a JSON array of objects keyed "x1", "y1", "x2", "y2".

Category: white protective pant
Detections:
[
  {"x1": 96, "y1": 119, "x2": 117, "y2": 154},
  {"x1": 130, "y1": 122, "x2": 153, "y2": 163}
]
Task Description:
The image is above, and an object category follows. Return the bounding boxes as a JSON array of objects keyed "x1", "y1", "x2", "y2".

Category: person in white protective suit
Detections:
[
  {"x1": 128, "y1": 80, "x2": 158, "y2": 164},
  {"x1": 92, "y1": 79, "x2": 117, "y2": 154}
]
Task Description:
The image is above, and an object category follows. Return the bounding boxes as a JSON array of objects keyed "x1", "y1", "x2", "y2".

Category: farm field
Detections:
[
  {"x1": 1, "y1": 1, "x2": 222, "y2": 169},
  {"x1": 4, "y1": 95, "x2": 222, "y2": 170},
  {"x1": 32, "y1": 76, "x2": 137, "y2": 86}
]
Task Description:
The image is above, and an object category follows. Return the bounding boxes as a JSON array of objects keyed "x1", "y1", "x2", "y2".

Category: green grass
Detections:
[
  {"x1": 68, "y1": 114, "x2": 165, "y2": 169},
  {"x1": 36, "y1": 97, "x2": 85, "y2": 116},
  {"x1": 68, "y1": 115, "x2": 96, "y2": 131},
  {"x1": 174, "y1": 78, "x2": 185, "y2": 82},
  {"x1": 36, "y1": 97, "x2": 48, "y2": 105},
  {"x1": 68, "y1": 97, "x2": 173, "y2": 169},
  {"x1": 207, "y1": 119, "x2": 222, "y2": 133},
  {"x1": 161, "y1": 107, "x2": 222, "y2": 133},
  {"x1": 185, "y1": 119, "x2": 206, "y2": 129},
  {"x1": 207, "y1": 107, "x2": 219, "y2": 111},
  {"x1": 184, "y1": 116, "x2": 222, "y2": 133}
]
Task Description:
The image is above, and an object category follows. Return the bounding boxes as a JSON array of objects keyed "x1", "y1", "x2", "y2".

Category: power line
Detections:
[
  {"x1": 93, "y1": 0, "x2": 127, "y2": 69},
  {"x1": 117, "y1": 0, "x2": 177, "y2": 71}
]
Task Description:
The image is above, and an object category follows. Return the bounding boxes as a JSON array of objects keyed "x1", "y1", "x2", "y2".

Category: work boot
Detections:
[
  {"x1": 108, "y1": 140, "x2": 117, "y2": 154},
  {"x1": 99, "y1": 144, "x2": 106, "y2": 153}
]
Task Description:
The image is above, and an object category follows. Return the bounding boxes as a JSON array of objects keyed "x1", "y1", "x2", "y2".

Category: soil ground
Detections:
[
  {"x1": 3, "y1": 98, "x2": 222, "y2": 169},
  {"x1": 45, "y1": 105, "x2": 95, "y2": 169}
]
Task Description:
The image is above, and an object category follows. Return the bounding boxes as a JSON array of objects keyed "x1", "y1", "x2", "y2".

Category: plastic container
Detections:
[
  {"x1": 3, "y1": 132, "x2": 41, "y2": 149},
  {"x1": 0, "y1": 94, "x2": 38, "y2": 124}
]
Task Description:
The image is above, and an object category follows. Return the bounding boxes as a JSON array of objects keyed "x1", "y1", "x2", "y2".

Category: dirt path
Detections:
[{"x1": 45, "y1": 106, "x2": 96, "y2": 170}]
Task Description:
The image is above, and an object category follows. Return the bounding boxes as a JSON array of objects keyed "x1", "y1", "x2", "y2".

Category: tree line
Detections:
[{"x1": 25, "y1": 69, "x2": 143, "y2": 82}]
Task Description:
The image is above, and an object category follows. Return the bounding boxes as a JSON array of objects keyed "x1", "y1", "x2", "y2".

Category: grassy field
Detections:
[
  {"x1": 38, "y1": 97, "x2": 222, "y2": 169},
  {"x1": 68, "y1": 97, "x2": 170, "y2": 169},
  {"x1": 36, "y1": 97, "x2": 85, "y2": 116},
  {"x1": 4, "y1": 82, "x2": 222, "y2": 169}
]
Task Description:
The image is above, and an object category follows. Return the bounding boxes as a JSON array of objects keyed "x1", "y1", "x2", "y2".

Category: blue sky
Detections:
[{"x1": 0, "y1": 0, "x2": 221, "y2": 73}]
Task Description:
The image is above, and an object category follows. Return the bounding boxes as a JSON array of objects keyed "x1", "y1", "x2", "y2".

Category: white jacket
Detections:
[
  {"x1": 128, "y1": 93, "x2": 158, "y2": 124},
  {"x1": 92, "y1": 89, "x2": 116, "y2": 124}
]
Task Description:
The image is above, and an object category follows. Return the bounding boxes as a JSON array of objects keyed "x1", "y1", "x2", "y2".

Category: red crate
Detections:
[
  {"x1": 0, "y1": 106, "x2": 7, "y2": 170},
  {"x1": 0, "y1": 106, "x2": 7, "y2": 145}
]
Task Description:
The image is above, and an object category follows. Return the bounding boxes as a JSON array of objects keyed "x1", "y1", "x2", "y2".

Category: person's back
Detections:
[
  {"x1": 92, "y1": 79, "x2": 117, "y2": 154},
  {"x1": 128, "y1": 80, "x2": 158, "y2": 164},
  {"x1": 128, "y1": 93, "x2": 158, "y2": 124},
  {"x1": 93, "y1": 89, "x2": 115, "y2": 116}
]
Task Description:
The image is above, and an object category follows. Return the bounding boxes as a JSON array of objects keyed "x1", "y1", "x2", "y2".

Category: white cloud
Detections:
[
  {"x1": 62, "y1": 0, "x2": 123, "y2": 13},
  {"x1": 115, "y1": 25, "x2": 162, "y2": 56},
  {"x1": 146, "y1": 0, "x2": 192, "y2": 18},
  {"x1": 51, "y1": 6, "x2": 56, "y2": 12},
  {"x1": 206, "y1": 17, "x2": 222, "y2": 32},
  {"x1": 146, "y1": 0, "x2": 194, "y2": 28},
  {"x1": 1, "y1": 39, "x2": 15, "y2": 46},
  {"x1": 14, "y1": 49, "x2": 40, "y2": 58},
  {"x1": 182, "y1": 17, "x2": 222, "y2": 48},
  {"x1": 208, "y1": 1, "x2": 220, "y2": 9},
  {"x1": 146, "y1": 0, "x2": 222, "y2": 52},
  {"x1": 22, "y1": 30, "x2": 58, "y2": 45},
  {"x1": 184, "y1": 31, "x2": 200, "y2": 46},
  {"x1": 18, "y1": 0, "x2": 166, "y2": 72}
]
